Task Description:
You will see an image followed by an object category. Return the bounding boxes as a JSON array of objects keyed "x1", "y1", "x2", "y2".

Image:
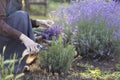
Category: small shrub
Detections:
[
  {"x1": 40, "y1": 36, "x2": 75, "y2": 74},
  {"x1": 74, "y1": 20, "x2": 118, "y2": 60}
]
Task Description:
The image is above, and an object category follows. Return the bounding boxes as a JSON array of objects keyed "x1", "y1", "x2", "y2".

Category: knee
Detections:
[
  {"x1": 15, "y1": 11, "x2": 28, "y2": 19},
  {"x1": 6, "y1": 11, "x2": 30, "y2": 33},
  {"x1": 8, "y1": 10, "x2": 28, "y2": 21}
]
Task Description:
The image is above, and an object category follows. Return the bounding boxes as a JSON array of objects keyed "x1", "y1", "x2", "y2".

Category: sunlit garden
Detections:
[{"x1": 1, "y1": 0, "x2": 120, "y2": 80}]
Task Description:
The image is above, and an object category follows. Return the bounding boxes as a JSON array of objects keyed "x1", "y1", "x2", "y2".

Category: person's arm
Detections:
[
  {"x1": 0, "y1": 19, "x2": 22, "y2": 39},
  {"x1": 0, "y1": 19, "x2": 39, "y2": 52},
  {"x1": 31, "y1": 19, "x2": 54, "y2": 28},
  {"x1": 0, "y1": 0, "x2": 21, "y2": 39},
  {"x1": 0, "y1": 1, "x2": 38, "y2": 53},
  {"x1": 19, "y1": 34, "x2": 39, "y2": 53},
  {"x1": 31, "y1": 19, "x2": 39, "y2": 28}
]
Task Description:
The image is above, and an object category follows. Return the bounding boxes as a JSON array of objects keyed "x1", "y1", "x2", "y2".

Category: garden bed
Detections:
[{"x1": 21, "y1": 56, "x2": 120, "y2": 80}]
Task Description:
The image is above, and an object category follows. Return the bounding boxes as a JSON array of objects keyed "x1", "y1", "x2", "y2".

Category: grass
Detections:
[
  {"x1": 30, "y1": 1, "x2": 69, "y2": 19},
  {"x1": 71, "y1": 57, "x2": 120, "y2": 80}
]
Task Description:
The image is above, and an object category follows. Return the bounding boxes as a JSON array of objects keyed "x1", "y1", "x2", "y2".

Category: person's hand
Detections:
[
  {"x1": 19, "y1": 34, "x2": 39, "y2": 53},
  {"x1": 36, "y1": 19, "x2": 54, "y2": 28}
]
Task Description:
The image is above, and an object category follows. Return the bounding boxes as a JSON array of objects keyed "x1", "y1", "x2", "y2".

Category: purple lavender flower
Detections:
[
  {"x1": 51, "y1": 0, "x2": 120, "y2": 39},
  {"x1": 72, "y1": 0, "x2": 119, "y2": 27},
  {"x1": 41, "y1": 26, "x2": 62, "y2": 40},
  {"x1": 72, "y1": 26, "x2": 78, "y2": 36}
]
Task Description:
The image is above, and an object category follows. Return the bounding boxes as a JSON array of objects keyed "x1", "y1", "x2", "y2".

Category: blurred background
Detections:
[{"x1": 23, "y1": 0, "x2": 70, "y2": 19}]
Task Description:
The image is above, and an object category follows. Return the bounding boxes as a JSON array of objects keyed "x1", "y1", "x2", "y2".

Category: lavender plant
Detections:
[
  {"x1": 74, "y1": 20, "x2": 117, "y2": 60},
  {"x1": 50, "y1": 0, "x2": 120, "y2": 60},
  {"x1": 54, "y1": 0, "x2": 120, "y2": 38},
  {"x1": 40, "y1": 36, "x2": 75, "y2": 74},
  {"x1": 113, "y1": 0, "x2": 120, "y2": 2}
]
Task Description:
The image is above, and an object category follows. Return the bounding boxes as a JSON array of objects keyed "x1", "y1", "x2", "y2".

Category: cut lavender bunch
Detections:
[{"x1": 36, "y1": 27, "x2": 62, "y2": 40}]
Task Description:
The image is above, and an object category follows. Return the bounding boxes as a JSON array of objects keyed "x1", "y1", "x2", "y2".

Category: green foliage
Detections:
[
  {"x1": 0, "y1": 47, "x2": 24, "y2": 80},
  {"x1": 74, "y1": 20, "x2": 119, "y2": 60},
  {"x1": 0, "y1": 55, "x2": 15, "y2": 80},
  {"x1": 40, "y1": 36, "x2": 75, "y2": 74},
  {"x1": 80, "y1": 70, "x2": 120, "y2": 80}
]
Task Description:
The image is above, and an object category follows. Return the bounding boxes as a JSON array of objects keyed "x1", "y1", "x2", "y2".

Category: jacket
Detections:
[
  {"x1": 0, "y1": 0, "x2": 37, "y2": 40},
  {"x1": 0, "y1": 0, "x2": 22, "y2": 39}
]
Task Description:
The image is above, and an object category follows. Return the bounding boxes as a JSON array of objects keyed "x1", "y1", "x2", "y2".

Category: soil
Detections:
[{"x1": 22, "y1": 56, "x2": 120, "y2": 80}]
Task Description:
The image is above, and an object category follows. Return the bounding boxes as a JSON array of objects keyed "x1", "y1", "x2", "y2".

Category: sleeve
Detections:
[
  {"x1": 31, "y1": 19, "x2": 39, "y2": 28},
  {"x1": 0, "y1": 19, "x2": 22, "y2": 39},
  {"x1": 0, "y1": 1, "x2": 22, "y2": 40}
]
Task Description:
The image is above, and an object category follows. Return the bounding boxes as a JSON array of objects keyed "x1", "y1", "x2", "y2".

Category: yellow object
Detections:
[
  {"x1": 26, "y1": 54, "x2": 37, "y2": 64},
  {"x1": 22, "y1": 49, "x2": 37, "y2": 64},
  {"x1": 88, "y1": 69, "x2": 101, "y2": 75},
  {"x1": 22, "y1": 0, "x2": 24, "y2": 4}
]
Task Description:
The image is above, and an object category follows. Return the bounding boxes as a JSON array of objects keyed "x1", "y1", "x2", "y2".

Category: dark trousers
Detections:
[
  {"x1": 0, "y1": 11, "x2": 35, "y2": 74},
  {"x1": 0, "y1": 10, "x2": 34, "y2": 60}
]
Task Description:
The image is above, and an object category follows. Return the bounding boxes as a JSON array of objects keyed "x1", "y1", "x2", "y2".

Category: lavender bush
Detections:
[
  {"x1": 40, "y1": 36, "x2": 75, "y2": 74},
  {"x1": 113, "y1": 0, "x2": 120, "y2": 2},
  {"x1": 74, "y1": 20, "x2": 117, "y2": 60},
  {"x1": 50, "y1": 0, "x2": 120, "y2": 60},
  {"x1": 52, "y1": 0, "x2": 120, "y2": 36}
]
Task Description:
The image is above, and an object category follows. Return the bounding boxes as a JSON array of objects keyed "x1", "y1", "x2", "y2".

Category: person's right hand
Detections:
[
  {"x1": 19, "y1": 34, "x2": 39, "y2": 53},
  {"x1": 36, "y1": 19, "x2": 54, "y2": 28}
]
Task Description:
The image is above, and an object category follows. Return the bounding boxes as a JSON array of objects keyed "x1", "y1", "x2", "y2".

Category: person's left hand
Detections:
[{"x1": 36, "y1": 19, "x2": 54, "y2": 28}]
